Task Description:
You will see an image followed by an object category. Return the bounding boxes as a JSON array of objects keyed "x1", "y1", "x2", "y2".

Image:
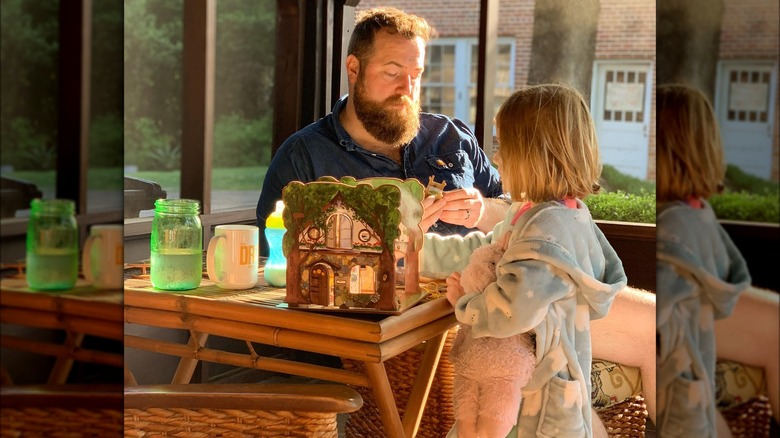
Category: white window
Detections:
[{"x1": 422, "y1": 38, "x2": 516, "y2": 133}]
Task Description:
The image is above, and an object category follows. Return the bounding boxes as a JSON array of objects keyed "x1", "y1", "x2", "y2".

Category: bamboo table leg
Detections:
[
  {"x1": 364, "y1": 361, "x2": 407, "y2": 438},
  {"x1": 402, "y1": 330, "x2": 449, "y2": 437},
  {"x1": 171, "y1": 331, "x2": 208, "y2": 384},
  {"x1": 48, "y1": 332, "x2": 84, "y2": 384}
]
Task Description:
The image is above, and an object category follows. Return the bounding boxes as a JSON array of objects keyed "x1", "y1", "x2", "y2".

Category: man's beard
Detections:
[{"x1": 353, "y1": 73, "x2": 421, "y2": 146}]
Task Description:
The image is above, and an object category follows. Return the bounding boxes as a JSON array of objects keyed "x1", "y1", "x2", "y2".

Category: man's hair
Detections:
[
  {"x1": 656, "y1": 83, "x2": 725, "y2": 202},
  {"x1": 348, "y1": 7, "x2": 435, "y2": 63},
  {"x1": 494, "y1": 83, "x2": 601, "y2": 203}
]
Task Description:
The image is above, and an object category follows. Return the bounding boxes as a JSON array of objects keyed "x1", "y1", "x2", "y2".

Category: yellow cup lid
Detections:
[{"x1": 266, "y1": 200, "x2": 286, "y2": 229}]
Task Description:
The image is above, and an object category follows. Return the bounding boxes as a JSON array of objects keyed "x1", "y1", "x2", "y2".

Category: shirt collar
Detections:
[{"x1": 329, "y1": 95, "x2": 358, "y2": 151}]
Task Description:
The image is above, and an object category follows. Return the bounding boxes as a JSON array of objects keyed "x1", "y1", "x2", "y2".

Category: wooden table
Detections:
[
  {"x1": 124, "y1": 269, "x2": 457, "y2": 438},
  {"x1": 0, "y1": 278, "x2": 124, "y2": 385}
]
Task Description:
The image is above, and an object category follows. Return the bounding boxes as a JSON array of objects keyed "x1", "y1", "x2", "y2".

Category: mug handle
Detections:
[
  {"x1": 206, "y1": 235, "x2": 225, "y2": 282},
  {"x1": 82, "y1": 234, "x2": 101, "y2": 284}
]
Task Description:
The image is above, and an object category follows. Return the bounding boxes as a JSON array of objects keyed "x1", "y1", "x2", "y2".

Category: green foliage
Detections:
[
  {"x1": 1, "y1": 0, "x2": 59, "y2": 157},
  {"x1": 124, "y1": 0, "x2": 276, "y2": 172},
  {"x1": 213, "y1": 114, "x2": 272, "y2": 167},
  {"x1": 711, "y1": 165, "x2": 779, "y2": 222},
  {"x1": 724, "y1": 164, "x2": 779, "y2": 195},
  {"x1": 709, "y1": 191, "x2": 780, "y2": 223},
  {"x1": 599, "y1": 164, "x2": 656, "y2": 194},
  {"x1": 89, "y1": 114, "x2": 124, "y2": 168},
  {"x1": 1, "y1": 118, "x2": 55, "y2": 170},
  {"x1": 584, "y1": 190, "x2": 657, "y2": 224},
  {"x1": 125, "y1": 117, "x2": 180, "y2": 170}
]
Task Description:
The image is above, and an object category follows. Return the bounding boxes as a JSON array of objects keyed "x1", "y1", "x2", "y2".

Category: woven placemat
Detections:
[
  {"x1": 1, "y1": 407, "x2": 123, "y2": 437},
  {"x1": 124, "y1": 408, "x2": 338, "y2": 437}
]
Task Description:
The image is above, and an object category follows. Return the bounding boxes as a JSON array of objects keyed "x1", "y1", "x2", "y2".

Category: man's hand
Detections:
[
  {"x1": 445, "y1": 272, "x2": 465, "y2": 307},
  {"x1": 439, "y1": 188, "x2": 484, "y2": 229},
  {"x1": 420, "y1": 195, "x2": 446, "y2": 233}
]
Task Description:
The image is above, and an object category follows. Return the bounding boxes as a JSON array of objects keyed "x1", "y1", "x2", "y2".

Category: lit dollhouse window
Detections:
[
  {"x1": 349, "y1": 265, "x2": 375, "y2": 294},
  {"x1": 326, "y1": 213, "x2": 353, "y2": 249}
]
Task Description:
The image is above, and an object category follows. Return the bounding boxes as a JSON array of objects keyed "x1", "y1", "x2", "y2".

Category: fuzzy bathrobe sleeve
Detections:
[{"x1": 656, "y1": 201, "x2": 751, "y2": 438}]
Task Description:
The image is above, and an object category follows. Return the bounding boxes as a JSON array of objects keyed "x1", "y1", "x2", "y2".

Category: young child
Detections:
[
  {"x1": 420, "y1": 83, "x2": 627, "y2": 438},
  {"x1": 655, "y1": 83, "x2": 754, "y2": 438}
]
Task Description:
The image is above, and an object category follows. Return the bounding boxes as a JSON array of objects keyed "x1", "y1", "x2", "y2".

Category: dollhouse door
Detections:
[{"x1": 310, "y1": 264, "x2": 330, "y2": 306}]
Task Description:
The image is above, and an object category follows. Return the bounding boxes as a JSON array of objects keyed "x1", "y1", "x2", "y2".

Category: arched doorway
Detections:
[{"x1": 309, "y1": 263, "x2": 332, "y2": 306}]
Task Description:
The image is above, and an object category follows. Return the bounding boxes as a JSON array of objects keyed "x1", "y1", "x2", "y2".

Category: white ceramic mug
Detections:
[
  {"x1": 82, "y1": 224, "x2": 124, "y2": 290},
  {"x1": 207, "y1": 225, "x2": 259, "y2": 289}
]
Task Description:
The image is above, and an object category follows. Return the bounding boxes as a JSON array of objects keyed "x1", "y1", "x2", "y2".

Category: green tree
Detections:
[{"x1": 0, "y1": 0, "x2": 59, "y2": 170}]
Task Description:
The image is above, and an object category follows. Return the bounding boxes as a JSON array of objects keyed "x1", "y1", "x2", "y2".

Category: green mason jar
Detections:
[
  {"x1": 150, "y1": 199, "x2": 203, "y2": 290},
  {"x1": 26, "y1": 198, "x2": 79, "y2": 290}
]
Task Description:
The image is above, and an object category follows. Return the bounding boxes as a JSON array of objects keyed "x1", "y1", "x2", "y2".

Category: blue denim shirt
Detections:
[{"x1": 256, "y1": 95, "x2": 503, "y2": 256}]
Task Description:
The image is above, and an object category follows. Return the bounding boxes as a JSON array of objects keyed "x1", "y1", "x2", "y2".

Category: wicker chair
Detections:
[
  {"x1": 343, "y1": 328, "x2": 650, "y2": 438},
  {"x1": 0, "y1": 384, "x2": 124, "y2": 437},
  {"x1": 124, "y1": 383, "x2": 363, "y2": 437}
]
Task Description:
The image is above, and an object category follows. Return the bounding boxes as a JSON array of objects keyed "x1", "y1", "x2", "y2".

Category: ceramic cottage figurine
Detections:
[
  {"x1": 450, "y1": 241, "x2": 536, "y2": 438},
  {"x1": 281, "y1": 176, "x2": 425, "y2": 311}
]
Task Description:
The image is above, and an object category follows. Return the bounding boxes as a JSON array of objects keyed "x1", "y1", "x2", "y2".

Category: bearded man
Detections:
[{"x1": 256, "y1": 7, "x2": 506, "y2": 256}]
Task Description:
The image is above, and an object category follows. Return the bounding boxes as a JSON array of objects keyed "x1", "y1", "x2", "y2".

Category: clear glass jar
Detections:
[
  {"x1": 150, "y1": 199, "x2": 203, "y2": 290},
  {"x1": 26, "y1": 198, "x2": 79, "y2": 290}
]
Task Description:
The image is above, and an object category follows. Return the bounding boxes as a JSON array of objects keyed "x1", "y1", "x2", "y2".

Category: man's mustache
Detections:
[{"x1": 384, "y1": 95, "x2": 416, "y2": 107}]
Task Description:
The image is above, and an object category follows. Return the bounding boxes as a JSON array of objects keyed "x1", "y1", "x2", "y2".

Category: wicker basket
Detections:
[
  {"x1": 344, "y1": 325, "x2": 650, "y2": 437},
  {"x1": 720, "y1": 395, "x2": 773, "y2": 438},
  {"x1": 124, "y1": 408, "x2": 338, "y2": 437},
  {"x1": 594, "y1": 395, "x2": 648, "y2": 437},
  {"x1": 343, "y1": 329, "x2": 457, "y2": 438},
  {"x1": 0, "y1": 385, "x2": 123, "y2": 438},
  {"x1": 123, "y1": 383, "x2": 362, "y2": 438},
  {"x1": 1, "y1": 406, "x2": 123, "y2": 437}
]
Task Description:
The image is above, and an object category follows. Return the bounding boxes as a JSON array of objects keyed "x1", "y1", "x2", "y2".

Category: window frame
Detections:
[{"x1": 421, "y1": 37, "x2": 516, "y2": 132}]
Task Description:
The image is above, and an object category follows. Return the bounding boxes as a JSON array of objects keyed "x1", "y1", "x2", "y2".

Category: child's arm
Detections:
[
  {"x1": 445, "y1": 272, "x2": 465, "y2": 307},
  {"x1": 419, "y1": 231, "x2": 492, "y2": 278},
  {"x1": 455, "y1": 259, "x2": 573, "y2": 338}
]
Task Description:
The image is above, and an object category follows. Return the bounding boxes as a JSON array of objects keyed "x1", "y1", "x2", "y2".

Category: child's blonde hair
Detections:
[
  {"x1": 494, "y1": 83, "x2": 601, "y2": 203},
  {"x1": 656, "y1": 84, "x2": 725, "y2": 202}
]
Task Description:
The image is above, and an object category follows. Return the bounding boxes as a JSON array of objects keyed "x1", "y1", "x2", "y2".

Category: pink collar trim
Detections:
[
  {"x1": 511, "y1": 197, "x2": 577, "y2": 225},
  {"x1": 686, "y1": 196, "x2": 704, "y2": 209}
]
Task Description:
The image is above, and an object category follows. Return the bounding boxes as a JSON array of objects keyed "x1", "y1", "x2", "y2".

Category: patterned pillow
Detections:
[
  {"x1": 589, "y1": 358, "x2": 768, "y2": 411},
  {"x1": 715, "y1": 359, "x2": 767, "y2": 411},
  {"x1": 590, "y1": 359, "x2": 643, "y2": 408}
]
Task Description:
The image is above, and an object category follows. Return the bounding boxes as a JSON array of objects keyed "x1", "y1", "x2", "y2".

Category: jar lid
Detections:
[
  {"x1": 154, "y1": 198, "x2": 200, "y2": 214},
  {"x1": 30, "y1": 198, "x2": 75, "y2": 215}
]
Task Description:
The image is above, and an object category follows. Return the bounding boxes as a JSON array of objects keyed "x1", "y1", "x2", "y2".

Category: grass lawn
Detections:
[
  {"x1": 4, "y1": 167, "x2": 124, "y2": 191},
  {"x1": 131, "y1": 166, "x2": 267, "y2": 191},
  {"x1": 4, "y1": 166, "x2": 266, "y2": 192}
]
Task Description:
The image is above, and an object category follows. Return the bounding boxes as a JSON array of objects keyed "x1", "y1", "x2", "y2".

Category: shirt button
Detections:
[{"x1": 447, "y1": 163, "x2": 453, "y2": 168}]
